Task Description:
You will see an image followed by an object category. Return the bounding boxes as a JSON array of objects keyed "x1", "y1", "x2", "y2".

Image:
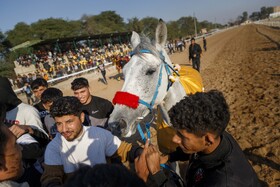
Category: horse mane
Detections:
[{"x1": 133, "y1": 34, "x2": 160, "y2": 59}]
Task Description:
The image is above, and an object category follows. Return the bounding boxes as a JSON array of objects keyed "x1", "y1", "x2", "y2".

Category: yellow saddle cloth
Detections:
[
  {"x1": 157, "y1": 66, "x2": 204, "y2": 154},
  {"x1": 178, "y1": 66, "x2": 204, "y2": 94}
]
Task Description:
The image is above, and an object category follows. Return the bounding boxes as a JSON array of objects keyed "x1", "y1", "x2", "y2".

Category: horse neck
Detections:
[
  {"x1": 162, "y1": 80, "x2": 186, "y2": 112},
  {"x1": 156, "y1": 80, "x2": 186, "y2": 125}
]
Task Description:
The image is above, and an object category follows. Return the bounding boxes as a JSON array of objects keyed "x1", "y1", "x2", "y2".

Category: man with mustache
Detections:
[{"x1": 41, "y1": 96, "x2": 141, "y2": 187}]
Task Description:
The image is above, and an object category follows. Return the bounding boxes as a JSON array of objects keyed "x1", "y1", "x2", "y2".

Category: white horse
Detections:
[{"x1": 108, "y1": 19, "x2": 188, "y2": 141}]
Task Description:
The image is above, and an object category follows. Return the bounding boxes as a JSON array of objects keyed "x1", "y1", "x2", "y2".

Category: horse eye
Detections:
[{"x1": 146, "y1": 69, "x2": 156, "y2": 75}]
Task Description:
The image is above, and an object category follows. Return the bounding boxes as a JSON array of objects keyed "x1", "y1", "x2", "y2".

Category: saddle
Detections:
[{"x1": 157, "y1": 66, "x2": 204, "y2": 154}]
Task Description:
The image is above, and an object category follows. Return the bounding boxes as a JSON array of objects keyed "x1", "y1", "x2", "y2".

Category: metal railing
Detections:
[
  {"x1": 14, "y1": 62, "x2": 113, "y2": 94},
  {"x1": 254, "y1": 19, "x2": 280, "y2": 28}
]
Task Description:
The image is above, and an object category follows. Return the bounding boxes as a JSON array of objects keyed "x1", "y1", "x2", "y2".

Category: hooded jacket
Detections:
[{"x1": 0, "y1": 76, "x2": 22, "y2": 111}]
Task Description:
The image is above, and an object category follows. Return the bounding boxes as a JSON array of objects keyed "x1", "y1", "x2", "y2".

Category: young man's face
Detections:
[
  {"x1": 0, "y1": 126, "x2": 23, "y2": 181},
  {"x1": 191, "y1": 40, "x2": 195, "y2": 45},
  {"x1": 55, "y1": 114, "x2": 84, "y2": 141},
  {"x1": 172, "y1": 129, "x2": 207, "y2": 154},
  {"x1": 73, "y1": 87, "x2": 91, "y2": 105},
  {"x1": 33, "y1": 86, "x2": 47, "y2": 100}
]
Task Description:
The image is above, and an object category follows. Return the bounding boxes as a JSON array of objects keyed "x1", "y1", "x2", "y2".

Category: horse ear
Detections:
[
  {"x1": 155, "y1": 19, "x2": 167, "y2": 47},
  {"x1": 131, "y1": 31, "x2": 141, "y2": 49}
]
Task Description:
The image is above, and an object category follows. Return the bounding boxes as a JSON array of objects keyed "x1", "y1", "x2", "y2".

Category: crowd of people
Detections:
[
  {"x1": 13, "y1": 42, "x2": 131, "y2": 89},
  {"x1": 0, "y1": 71, "x2": 261, "y2": 187},
  {"x1": 0, "y1": 35, "x2": 262, "y2": 187},
  {"x1": 166, "y1": 39, "x2": 188, "y2": 55}
]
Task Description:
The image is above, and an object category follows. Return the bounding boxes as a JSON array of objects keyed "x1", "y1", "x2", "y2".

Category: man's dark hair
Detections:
[
  {"x1": 71, "y1": 77, "x2": 89, "y2": 91},
  {"x1": 191, "y1": 37, "x2": 195, "y2": 41},
  {"x1": 0, "y1": 103, "x2": 7, "y2": 155},
  {"x1": 0, "y1": 125, "x2": 8, "y2": 155},
  {"x1": 0, "y1": 102, "x2": 6, "y2": 123},
  {"x1": 31, "y1": 78, "x2": 48, "y2": 90},
  {"x1": 168, "y1": 90, "x2": 230, "y2": 137},
  {"x1": 50, "y1": 96, "x2": 82, "y2": 118},
  {"x1": 41, "y1": 88, "x2": 63, "y2": 104},
  {"x1": 64, "y1": 164, "x2": 147, "y2": 187}
]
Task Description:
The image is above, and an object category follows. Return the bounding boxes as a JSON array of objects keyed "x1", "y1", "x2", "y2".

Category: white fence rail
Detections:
[
  {"x1": 254, "y1": 19, "x2": 280, "y2": 28},
  {"x1": 14, "y1": 62, "x2": 113, "y2": 94}
]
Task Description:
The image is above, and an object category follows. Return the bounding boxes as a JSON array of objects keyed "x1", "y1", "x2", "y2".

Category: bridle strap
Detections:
[
  {"x1": 113, "y1": 49, "x2": 179, "y2": 111},
  {"x1": 129, "y1": 49, "x2": 152, "y2": 56}
]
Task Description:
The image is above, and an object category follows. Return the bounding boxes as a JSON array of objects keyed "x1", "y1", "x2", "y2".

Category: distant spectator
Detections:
[
  {"x1": 189, "y1": 37, "x2": 202, "y2": 72},
  {"x1": 203, "y1": 36, "x2": 207, "y2": 52},
  {"x1": 22, "y1": 82, "x2": 35, "y2": 105},
  {"x1": 97, "y1": 60, "x2": 107, "y2": 84}
]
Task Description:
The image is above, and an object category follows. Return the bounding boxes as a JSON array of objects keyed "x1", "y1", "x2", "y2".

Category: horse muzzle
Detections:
[{"x1": 108, "y1": 119, "x2": 130, "y2": 137}]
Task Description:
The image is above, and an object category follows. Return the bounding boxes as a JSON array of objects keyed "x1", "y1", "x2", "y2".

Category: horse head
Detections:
[{"x1": 108, "y1": 19, "x2": 174, "y2": 137}]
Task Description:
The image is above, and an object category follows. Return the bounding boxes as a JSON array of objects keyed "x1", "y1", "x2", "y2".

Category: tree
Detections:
[
  {"x1": 90, "y1": 11, "x2": 126, "y2": 34},
  {"x1": 260, "y1": 6, "x2": 274, "y2": 19},
  {"x1": 249, "y1": 12, "x2": 261, "y2": 21},
  {"x1": 127, "y1": 17, "x2": 142, "y2": 32},
  {"x1": 6, "y1": 22, "x2": 32, "y2": 46},
  {"x1": 0, "y1": 31, "x2": 6, "y2": 56},
  {"x1": 31, "y1": 18, "x2": 78, "y2": 40},
  {"x1": 0, "y1": 31, "x2": 12, "y2": 60},
  {"x1": 166, "y1": 21, "x2": 179, "y2": 40},
  {"x1": 176, "y1": 17, "x2": 195, "y2": 37},
  {"x1": 241, "y1": 11, "x2": 248, "y2": 23}
]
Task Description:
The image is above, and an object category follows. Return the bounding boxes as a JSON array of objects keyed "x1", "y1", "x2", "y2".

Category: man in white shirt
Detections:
[{"x1": 41, "y1": 96, "x2": 141, "y2": 187}]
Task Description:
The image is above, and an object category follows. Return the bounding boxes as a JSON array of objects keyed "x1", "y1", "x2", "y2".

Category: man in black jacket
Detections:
[
  {"x1": 136, "y1": 90, "x2": 261, "y2": 187},
  {"x1": 189, "y1": 38, "x2": 202, "y2": 72}
]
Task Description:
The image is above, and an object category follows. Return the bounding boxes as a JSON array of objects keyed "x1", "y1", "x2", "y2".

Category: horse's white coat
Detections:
[{"x1": 109, "y1": 20, "x2": 186, "y2": 137}]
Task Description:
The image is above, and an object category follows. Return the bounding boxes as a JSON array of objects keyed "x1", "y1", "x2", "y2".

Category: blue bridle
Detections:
[
  {"x1": 129, "y1": 49, "x2": 177, "y2": 143},
  {"x1": 130, "y1": 49, "x2": 184, "y2": 180},
  {"x1": 129, "y1": 49, "x2": 174, "y2": 111}
]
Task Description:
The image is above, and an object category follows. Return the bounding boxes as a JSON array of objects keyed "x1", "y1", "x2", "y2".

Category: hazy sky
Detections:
[{"x1": 0, "y1": 0, "x2": 279, "y2": 32}]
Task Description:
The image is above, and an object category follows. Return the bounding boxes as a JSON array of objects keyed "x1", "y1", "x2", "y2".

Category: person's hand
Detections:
[
  {"x1": 135, "y1": 140, "x2": 149, "y2": 182},
  {"x1": 9, "y1": 125, "x2": 28, "y2": 138},
  {"x1": 146, "y1": 144, "x2": 161, "y2": 175}
]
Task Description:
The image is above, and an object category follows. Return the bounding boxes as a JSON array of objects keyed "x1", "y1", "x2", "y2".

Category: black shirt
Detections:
[{"x1": 82, "y1": 95, "x2": 114, "y2": 127}]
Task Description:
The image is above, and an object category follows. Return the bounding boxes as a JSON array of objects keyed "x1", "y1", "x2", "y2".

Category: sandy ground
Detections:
[{"x1": 19, "y1": 24, "x2": 279, "y2": 186}]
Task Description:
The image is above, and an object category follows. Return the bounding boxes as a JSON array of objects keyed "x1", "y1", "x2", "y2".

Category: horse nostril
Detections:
[{"x1": 119, "y1": 119, "x2": 127, "y2": 130}]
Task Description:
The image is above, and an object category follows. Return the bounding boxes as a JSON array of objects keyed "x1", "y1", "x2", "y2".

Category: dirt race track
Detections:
[
  {"x1": 20, "y1": 24, "x2": 280, "y2": 186},
  {"x1": 171, "y1": 24, "x2": 279, "y2": 186}
]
